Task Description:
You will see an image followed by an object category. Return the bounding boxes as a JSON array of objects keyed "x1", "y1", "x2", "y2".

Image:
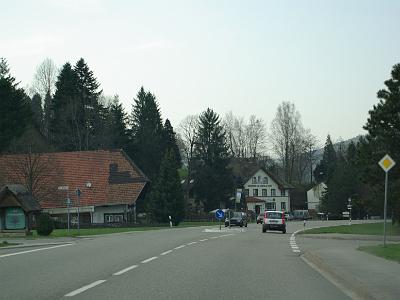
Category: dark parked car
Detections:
[{"x1": 225, "y1": 212, "x2": 248, "y2": 227}]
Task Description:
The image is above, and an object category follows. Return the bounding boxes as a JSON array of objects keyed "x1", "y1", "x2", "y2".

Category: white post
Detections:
[
  {"x1": 383, "y1": 171, "x2": 388, "y2": 247},
  {"x1": 169, "y1": 215, "x2": 172, "y2": 228}
]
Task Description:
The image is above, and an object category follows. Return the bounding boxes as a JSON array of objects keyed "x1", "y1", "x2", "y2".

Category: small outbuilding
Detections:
[{"x1": 0, "y1": 185, "x2": 41, "y2": 235}]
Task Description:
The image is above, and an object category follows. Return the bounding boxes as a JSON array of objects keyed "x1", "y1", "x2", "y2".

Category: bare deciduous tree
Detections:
[
  {"x1": 270, "y1": 101, "x2": 303, "y2": 183},
  {"x1": 32, "y1": 58, "x2": 58, "y2": 98}
]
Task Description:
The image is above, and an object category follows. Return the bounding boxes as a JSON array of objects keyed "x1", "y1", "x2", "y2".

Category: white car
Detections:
[{"x1": 262, "y1": 211, "x2": 286, "y2": 234}]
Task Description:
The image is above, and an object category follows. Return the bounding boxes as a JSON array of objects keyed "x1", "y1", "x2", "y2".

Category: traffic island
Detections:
[{"x1": 358, "y1": 243, "x2": 400, "y2": 263}]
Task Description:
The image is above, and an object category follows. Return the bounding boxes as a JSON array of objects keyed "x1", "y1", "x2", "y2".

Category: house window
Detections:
[
  {"x1": 266, "y1": 202, "x2": 276, "y2": 210},
  {"x1": 253, "y1": 189, "x2": 258, "y2": 196},
  {"x1": 244, "y1": 189, "x2": 249, "y2": 197},
  {"x1": 281, "y1": 202, "x2": 286, "y2": 210},
  {"x1": 252, "y1": 177, "x2": 257, "y2": 183},
  {"x1": 263, "y1": 177, "x2": 268, "y2": 184},
  {"x1": 262, "y1": 189, "x2": 267, "y2": 197},
  {"x1": 271, "y1": 189, "x2": 276, "y2": 196},
  {"x1": 281, "y1": 189, "x2": 285, "y2": 196},
  {"x1": 104, "y1": 213, "x2": 124, "y2": 223},
  {"x1": 257, "y1": 176, "x2": 261, "y2": 183}
]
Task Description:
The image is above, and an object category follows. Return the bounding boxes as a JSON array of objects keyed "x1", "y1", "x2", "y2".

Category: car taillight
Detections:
[{"x1": 282, "y1": 213, "x2": 285, "y2": 225}]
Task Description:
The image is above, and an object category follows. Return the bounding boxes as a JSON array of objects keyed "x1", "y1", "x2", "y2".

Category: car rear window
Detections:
[{"x1": 266, "y1": 212, "x2": 282, "y2": 219}]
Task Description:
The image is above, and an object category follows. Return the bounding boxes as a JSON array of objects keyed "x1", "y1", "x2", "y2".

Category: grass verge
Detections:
[
  {"x1": 358, "y1": 244, "x2": 400, "y2": 263},
  {"x1": 28, "y1": 221, "x2": 218, "y2": 238},
  {"x1": 0, "y1": 241, "x2": 18, "y2": 247},
  {"x1": 302, "y1": 222, "x2": 400, "y2": 235}
]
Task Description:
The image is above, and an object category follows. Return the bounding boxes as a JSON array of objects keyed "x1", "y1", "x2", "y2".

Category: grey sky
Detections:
[{"x1": 2, "y1": 0, "x2": 400, "y2": 144}]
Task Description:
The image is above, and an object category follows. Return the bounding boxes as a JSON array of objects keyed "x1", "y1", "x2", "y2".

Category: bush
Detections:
[{"x1": 37, "y1": 213, "x2": 54, "y2": 236}]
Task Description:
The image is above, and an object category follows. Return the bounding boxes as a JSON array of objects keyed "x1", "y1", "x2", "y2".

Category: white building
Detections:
[
  {"x1": 243, "y1": 168, "x2": 294, "y2": 215},
  {"x1": 306, "y1": 182, "x2": 327, "y2": 212}
]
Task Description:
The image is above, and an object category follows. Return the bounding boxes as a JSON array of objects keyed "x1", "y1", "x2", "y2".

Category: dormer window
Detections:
[
  {"x1": 252, "y1": 177, "x2": 257, "y2": 183},
  {"x1": 263, "y1": 177, "x2": 268, "y2": 184}
]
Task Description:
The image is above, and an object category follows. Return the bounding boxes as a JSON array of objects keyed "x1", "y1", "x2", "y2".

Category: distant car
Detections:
[
  {"x1": 285, "y1": 213, "x2": 293, "y2": 221},
  {"x1": 256, "y1": 213, "x2": 263, "y2": 224},
  {"x1": 225, "y1": 212, "x2": 248, "y2": 227},
  {"x1": 262, "y1": 211, "x2": 286, "y2": 234}
]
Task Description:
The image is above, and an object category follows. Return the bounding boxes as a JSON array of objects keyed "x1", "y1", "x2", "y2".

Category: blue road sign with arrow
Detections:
[{"x1": 215, "y1": 209, "x2": 225, "y2": 219}]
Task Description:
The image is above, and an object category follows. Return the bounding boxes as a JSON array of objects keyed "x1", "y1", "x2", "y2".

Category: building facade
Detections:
[
  {"x1": 244, "y1": 168, "x2": 293, "y2": 215},
  {"x1": 0, "y1": 149, "x2": 148, "y2": 224},
  {"x1": 306, "y1": 182, "x2": 326, "y2": 212}
]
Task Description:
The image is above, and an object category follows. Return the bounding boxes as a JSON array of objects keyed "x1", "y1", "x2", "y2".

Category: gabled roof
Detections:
[
  {"x1": 0, "y1": 149, "x2": 148, "y2": 209},
  {"x1": 0, "y1": 185, "x2": 41, "y2": 212},
  {"x1": 230, "y1": 158, "x2": 294, "y2": 189}
]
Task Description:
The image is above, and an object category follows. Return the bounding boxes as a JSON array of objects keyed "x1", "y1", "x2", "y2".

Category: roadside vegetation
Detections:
[
  {"x1": 358, "y1": 244, "x2": 400, "y2": 263},
  {"x1": 0, "y1": 241, "x2": 18, "y2": 247},
  {"x1": 24, "y1": 221, "x2": 218, "y2": 238},
  {"x1": 302, "y1": 222, "x2": 400, "y2": 235}
]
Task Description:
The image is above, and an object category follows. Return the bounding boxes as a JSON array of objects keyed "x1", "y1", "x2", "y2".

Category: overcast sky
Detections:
[{"x1": 2, "y1": 0, "x2": 400, "y2": 145}]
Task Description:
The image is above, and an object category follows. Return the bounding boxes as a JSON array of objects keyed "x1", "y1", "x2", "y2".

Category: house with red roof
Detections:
[{"x1": 0, "y1": 149, "x2": 148, "y2": 224}]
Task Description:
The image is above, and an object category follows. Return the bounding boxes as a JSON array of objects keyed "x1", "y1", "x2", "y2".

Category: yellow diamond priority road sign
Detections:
[{"x1": 378, "y1": 154, "x2": 396, "y2": 172}]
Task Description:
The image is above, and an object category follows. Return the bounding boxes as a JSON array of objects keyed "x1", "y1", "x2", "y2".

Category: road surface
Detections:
[{"x1": 0, "y1": 220, "x2": 355, "y2": 300}]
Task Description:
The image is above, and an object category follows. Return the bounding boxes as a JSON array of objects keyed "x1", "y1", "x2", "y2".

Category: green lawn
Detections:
[
  {"x1": 30, "y1": 221, "x2": 217, "y2": 238},
  {"x1": 358, "y1": 244, "x2": 400, "y2": 263},
  {"x1": 302, "y1": 222, "x2": 400, "y2": 235}
]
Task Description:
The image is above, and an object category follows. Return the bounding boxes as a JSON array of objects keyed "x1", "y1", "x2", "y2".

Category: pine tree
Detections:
[
  {"x1": 314, "y1": 135, "x2": 336, "y2": 183},
  {"x1": 362, "y1": 63, "x2": 400, "y2": 223},
  {"x1": 129, "y1": 87, "x2": 163, "y2": 181},
  {"x1": 148, "y1": 150, "x2": 185, "y2": 224},
  {"x1": 192, "y1": 108, "x2": 233, "y2": 211},
  {"x1": 109, "y1": 96, "x2": 130, "y2": 149},
  {"x1": 30, "y1": 93, "x2": 43, "y2": 130},
  {"x1": 0, "y1": 63, "x2": 32, "y2": 152},
  {"x1": 51, "y1": 62, "x2": 81, "y2": 150},
  {"x1": 162, "y1": 119, "x2": 182, "y2": 168},
  {"x1": 43, "y1": 91, "x2": 53, "y2": 139}
]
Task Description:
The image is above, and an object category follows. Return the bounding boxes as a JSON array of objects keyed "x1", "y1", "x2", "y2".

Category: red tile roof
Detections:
[{"x1": 0, "y1": 149, "x2": 148, "y2": 209}]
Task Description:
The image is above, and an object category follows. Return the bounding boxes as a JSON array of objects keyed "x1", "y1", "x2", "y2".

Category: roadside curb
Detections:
[
  {"x1": 301, "y1": 250, "x2": 376, "y2": 300},
  {"x1": 0, "y1": 241, "x2": 76, "y2": 250},
  {"x1": 299, "y1": 233, "x2": 400, "y2": 242}
]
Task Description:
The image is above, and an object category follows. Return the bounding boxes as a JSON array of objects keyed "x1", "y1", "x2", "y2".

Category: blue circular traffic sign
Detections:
[{"x1": 215, "y1": 209, "x2": 225, "y2": 219}]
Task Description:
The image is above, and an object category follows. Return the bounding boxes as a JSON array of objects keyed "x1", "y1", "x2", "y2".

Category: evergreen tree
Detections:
[
  {"x1": 362, "y1": 63, "x2": 400, "y2": 223},
  {"x1": 108, "y1": 96, "x2": 130, "y2": 149},
  {"x1": 74, "y1": 58, "x2": 103, "y2": 150},
  {"x1": 0, "y1": 64, "x2": 32, "y2": 152},
  {"x1": 148, "y1": 150, "x2": 185, "y2": 225},
  {"x1": 30, "y1": 93, "x2": 43, "y2": 130},
  {"x1": 192, "y1": 108, "x2": 233, "y2": 211},
  {"x1": 51, "y1": 62, "x2": 81, "y2": 150},
  {"x1": 43, "y1": 91, "x2": 53, "y2": 139},
  {"x1": 129, "y1": 87, "x2": 164, "y2": 181},
  {"x1": 314, "y1": 135, "x2": 336, "y2": 183},
  {"x1": 162, "y1": 119, "x2": 182, "y2": 168},
  {"x1": 0, "y1": 58, "x2": 10, "y2": 79}
]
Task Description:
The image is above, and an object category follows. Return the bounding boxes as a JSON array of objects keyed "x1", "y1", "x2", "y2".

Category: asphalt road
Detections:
[{"x1": 0, "y1": 220, "x2": 357, "y2": 300}]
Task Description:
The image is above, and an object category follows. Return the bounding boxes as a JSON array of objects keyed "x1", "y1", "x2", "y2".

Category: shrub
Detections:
[{"x1": 37, "y1": 213, "x2": 54, "y2": 236}]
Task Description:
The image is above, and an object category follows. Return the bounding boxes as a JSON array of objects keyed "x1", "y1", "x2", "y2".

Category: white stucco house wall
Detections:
[
  {"x1": 306, "y1": 182, "x2": 327, "y2": 212},
  {"x1": 244, "y1": 168, "x2": 294, "y2": 215}
]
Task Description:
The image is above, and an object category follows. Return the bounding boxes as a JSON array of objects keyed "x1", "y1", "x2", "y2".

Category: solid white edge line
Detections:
[
  {"x1": 0, "y1": 243, "x2": 73, "y2": 258},
  {"x1": 210, "y1": 236, "x2": 219, "y2": 239},
  {"x1": 113, "y1": 265, "x2": 138, "y2": 276},
  {"x1": 187, "y1": 242, "x2": 197, "y2": 245},
  {"x1": 141, "y1": 256, "x2": 158, "y2": 264},
  {"x1": 293, "y1": 250, "x2": 301, "y2": 253},
  {"x1": 65, "y1": 280, "x2": 106, "y2": 297},
  {"x1": 199, "y1": 239, "x2": 208, "y2": 242},
  {"x1": 160, "y1": 250, "x2": 173, "y2": 256}
]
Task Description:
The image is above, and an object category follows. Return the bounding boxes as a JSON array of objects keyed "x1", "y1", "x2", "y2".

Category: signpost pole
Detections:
[
  {"x1": 67, "y1": 190, "x2": 70, "y2": 232},
  {"x1": 383, "y1": 171, "x2": 388, "y2": 247},
  {"x1": 378, "y1": 154, "x2": 396, "y2": 248}
]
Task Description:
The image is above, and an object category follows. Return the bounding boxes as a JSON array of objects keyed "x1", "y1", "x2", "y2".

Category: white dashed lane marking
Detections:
[
  {"x1": 290, "y1": 230, "x2": 302, "y2": 254},
  {"x1": 141, "y1": 256, "x2": 158, "y2": 264},
  {"x1": 113, "y1": 265, "x2": 138, "y2": 276},
  {"x1": 64, "y1": 234, "x2": 236, "y2": 297},
  {"x1": 65, "y1": 280, "x2": 106, "y2": 297}
]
